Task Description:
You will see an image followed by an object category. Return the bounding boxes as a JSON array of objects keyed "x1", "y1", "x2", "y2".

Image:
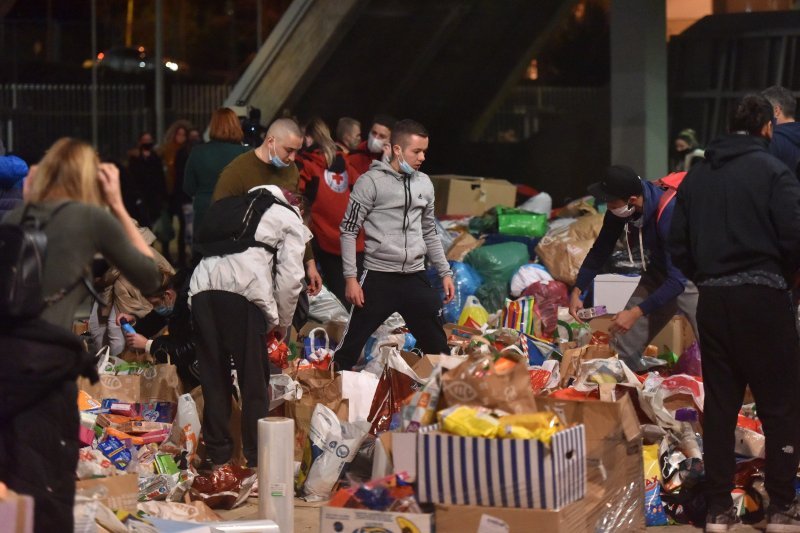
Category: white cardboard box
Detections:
[
  {"x1": 417, "y1": 425, "x2": 586, "y2": 510},
  {"x1": 593, "y1": 274, "x2": 640, "y2": 313},
  {"x1": 320, "y1": 507, "x2": 434, "y2": 533}
]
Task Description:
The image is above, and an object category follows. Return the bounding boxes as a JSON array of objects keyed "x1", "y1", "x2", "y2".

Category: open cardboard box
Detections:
[
  {"x1": 590, "y1": 314, "x2": 696, "y2": 355},
  {"x1": 437, "y1": 395, "x2": 645, "y2": 532}
]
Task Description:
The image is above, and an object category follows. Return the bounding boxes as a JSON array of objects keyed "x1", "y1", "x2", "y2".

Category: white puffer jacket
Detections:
[{"x1": 189, "y1": 185, "x2": 312, "y2": 330}]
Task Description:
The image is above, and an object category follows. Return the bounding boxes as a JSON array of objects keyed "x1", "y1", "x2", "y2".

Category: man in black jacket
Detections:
[
  {"x1": 670, "y1": 94, "x2": 800, "y2": 532},
  {"x1": 120, "y1": 269, "x2": 199, "y2": 389}
]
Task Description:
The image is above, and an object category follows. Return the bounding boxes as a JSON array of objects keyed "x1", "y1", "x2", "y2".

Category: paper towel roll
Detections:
[{"x1": 258, "y1": 417, "x2": 294, "y2": 533}]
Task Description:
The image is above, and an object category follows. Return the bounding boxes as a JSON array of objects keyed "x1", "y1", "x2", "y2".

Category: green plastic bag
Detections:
[
  {"x1": 496, "y1": 207, "x2": 548, "y2": 238},
  {"x1": 465, "y1": 242, "x2": 529, "y2": 285}
]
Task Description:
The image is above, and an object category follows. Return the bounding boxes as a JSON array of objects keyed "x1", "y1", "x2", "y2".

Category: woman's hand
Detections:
[{"x1": 97, "y1": 163, "x2": 124, "y2": 212}]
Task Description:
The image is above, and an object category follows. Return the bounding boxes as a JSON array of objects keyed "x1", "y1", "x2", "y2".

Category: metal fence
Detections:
[{"x1": 0, "y1": 83, "x2": 231, "y2": 163}]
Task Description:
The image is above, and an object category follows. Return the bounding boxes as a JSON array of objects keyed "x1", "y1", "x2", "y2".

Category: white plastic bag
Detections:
[
  {"x1": 519, "y1": 192, "x2": 553, "y2": 215},
  {"x1": 159, "y1": 393, "x2": 201, "y2": 463},
  {"x1": 296, "y1": 404, "x2": 370, "y2": 501},
  {"x1": 510, "y1": 264, "x2": 554, "y2": 297},
  {"x1": 308, "y1": 285, "x2": 349, "y2": 323}
]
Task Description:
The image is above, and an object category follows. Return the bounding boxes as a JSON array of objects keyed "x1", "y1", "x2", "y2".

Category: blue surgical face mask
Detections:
[
  {"x1": 154, "y1": 305, "x2": 173, "y2": 316},
  {"x1": 269, "y1": 142, "x2": 290, "y2": 169},
  {"x1": 397, "y1": 152, "x2": 415, "y2": 175}
]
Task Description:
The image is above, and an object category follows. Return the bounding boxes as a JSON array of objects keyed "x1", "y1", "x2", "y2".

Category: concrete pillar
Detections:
[{"x1": 610, "y1": 0, "x2": 668, "y2": 178}]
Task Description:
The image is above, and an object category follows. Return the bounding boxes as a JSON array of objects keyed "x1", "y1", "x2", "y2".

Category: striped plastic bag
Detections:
[{"x1": 500, "y1": 296, "x2": 536, "y2": 336}]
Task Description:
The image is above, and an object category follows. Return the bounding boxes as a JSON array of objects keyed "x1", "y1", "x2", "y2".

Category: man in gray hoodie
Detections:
[{"x1": 336, "y1": 119, "x2": 455, "y2": 370}]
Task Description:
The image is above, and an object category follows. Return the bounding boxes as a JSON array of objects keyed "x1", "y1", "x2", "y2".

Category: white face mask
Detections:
[
  {"x1": 367, "y1": 133, "x2": 385, "y2": 154},
  {"x1": 610, "y1": 204, "x2": 635, "y2": 218}
]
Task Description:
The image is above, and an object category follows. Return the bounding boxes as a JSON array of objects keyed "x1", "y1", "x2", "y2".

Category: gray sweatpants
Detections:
[{"x1": 611, "y1": 270, "x2": 699, "y2": 371}]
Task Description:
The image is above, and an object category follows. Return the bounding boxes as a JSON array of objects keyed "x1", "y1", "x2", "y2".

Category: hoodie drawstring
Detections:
[{"x1": 624, "y1": 223, "x2": 647, "y2": 272}]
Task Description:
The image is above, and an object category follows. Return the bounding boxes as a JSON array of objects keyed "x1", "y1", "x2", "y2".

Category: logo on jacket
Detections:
[{"x1": 324, "y1": 170, "x2": 349, "y2": 193}]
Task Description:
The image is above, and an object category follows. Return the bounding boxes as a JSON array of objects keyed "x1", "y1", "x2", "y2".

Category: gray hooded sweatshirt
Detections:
[{"x1": 340, "y1": 160, "x2": 452, "y2": 279}]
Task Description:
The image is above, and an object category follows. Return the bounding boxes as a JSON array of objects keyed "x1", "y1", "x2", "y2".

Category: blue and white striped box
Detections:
[{"x1": 416, "y1": 424, "x2": 586, "y2": 510}]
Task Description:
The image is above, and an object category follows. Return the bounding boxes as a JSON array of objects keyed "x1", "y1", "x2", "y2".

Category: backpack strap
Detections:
[{"x1": 656, "y1": 188, "x2": 677, "y2": 224}]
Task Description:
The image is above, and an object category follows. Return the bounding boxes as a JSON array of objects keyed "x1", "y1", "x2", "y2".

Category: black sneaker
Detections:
[
  {"x1": 767, "y1": 500, "x2": 800, "y2": 532},
  {"x1": 705, "y1": 507, "x2": 740, "y2": 532}
]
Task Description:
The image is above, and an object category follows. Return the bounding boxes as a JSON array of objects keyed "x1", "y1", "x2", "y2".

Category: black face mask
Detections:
[{"x1": 140, "y1": 142, "x2": 154, "y2": 151}]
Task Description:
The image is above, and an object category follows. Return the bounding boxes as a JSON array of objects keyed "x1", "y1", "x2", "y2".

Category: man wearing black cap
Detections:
[{"x1": 568, "y1": 165, "x2": 697, "y2": 372}]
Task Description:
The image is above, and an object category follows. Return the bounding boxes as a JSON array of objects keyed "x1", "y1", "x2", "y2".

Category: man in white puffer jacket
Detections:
[{"x1": 189, "y1": 184, "x2": 311, "y2": 470}]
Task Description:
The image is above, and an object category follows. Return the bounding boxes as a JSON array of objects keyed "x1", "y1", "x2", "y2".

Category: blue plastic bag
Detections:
[{"x1": 429, "y1": 261, "x2": 484, "y2": 323}]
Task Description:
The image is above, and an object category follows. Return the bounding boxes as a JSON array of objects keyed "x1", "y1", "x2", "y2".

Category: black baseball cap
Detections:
[{"x1": 587, "y1": 165, "x2": 643, "y2": 202}]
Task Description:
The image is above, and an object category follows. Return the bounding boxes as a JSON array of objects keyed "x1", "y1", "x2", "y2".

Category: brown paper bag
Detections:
[
  {"x1": 78, "y1": 364, "x2": 182, "y2": 403},
  {"x1": 535, "y1": 213, "x2": 603, "y2": 286},
  {"x1": 446, "y1": 232, "x2": 485, "y2": 262},
  {"x1": 285, "y1": 367, "x2": 349, "y2": 461},
  {"x1": 559, "y1": 344, "x2": 617, "y2": 388},
  {"x1": 441, "y1": 349, "x2": 537, "y2": 414}
]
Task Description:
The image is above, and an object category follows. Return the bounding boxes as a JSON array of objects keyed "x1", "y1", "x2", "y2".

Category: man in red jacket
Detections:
[{"x1": 348, "y1": 114, "x2": 396, "y2": 178}]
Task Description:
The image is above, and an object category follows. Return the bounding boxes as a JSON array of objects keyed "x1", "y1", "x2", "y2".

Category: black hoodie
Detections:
[
  {"x1": 669, "y1": 133, "x2": 800, "y2": 283},
  {"x1": 769, "y1": 121, "x2": 800, "y2": 174}
]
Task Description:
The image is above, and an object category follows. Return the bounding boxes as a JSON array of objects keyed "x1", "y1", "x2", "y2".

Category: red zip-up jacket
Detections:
[{"x1": 297, "y1": 146, "x2": 365, "y2": 255}]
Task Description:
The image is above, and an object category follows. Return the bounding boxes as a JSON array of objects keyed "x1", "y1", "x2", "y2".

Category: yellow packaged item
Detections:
[
  {"x1": 497, "y1": 412, "x2": 562, "y2": 444},
  {"x1": 78, "y1": 390, "x2": 102, "y2": 412},
  {"x1": 439, "y1": 406, "x2": 499, "y2": 438},
  {"x1": 457, "y1": 296, "x2": 490, "y2": 328}
]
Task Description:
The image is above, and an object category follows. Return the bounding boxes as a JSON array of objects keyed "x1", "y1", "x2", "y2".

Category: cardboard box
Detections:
[
  {"x1": 435, "y1": 502, "x2": 587, "y2": 533},
  {"x1": 593, "y1": 274, "x2": 640, "y2": 313},
  {"x1": 75, "y1": 474, "x2": 139, "y2": 513},
  {"x1": 431, "y1": 175, "x2": 517, "y2": 216},
  {"x1": 320, "y1": 507, "x2": 433, "y2": 533},
  {"x1": 591, "y1": 314, "x2": 696, "y2": 355},
  {"x1": 650, "y1": 315, "x2": 696, "y2": 355},
  {"x1": 532, "y1": 395, "x2": 646, "y2": 532},
  {"x1": 417, "y1": 425, "x2": 586, "y2": 509}
]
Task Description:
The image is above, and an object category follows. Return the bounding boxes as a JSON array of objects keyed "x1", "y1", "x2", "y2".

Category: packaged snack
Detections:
[{"x1": 97, "y1": 436, "x2": 133, "y2": 471}]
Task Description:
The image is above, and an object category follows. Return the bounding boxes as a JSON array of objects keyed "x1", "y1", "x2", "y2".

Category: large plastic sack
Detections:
[
  {"x1": 510, "y1": 264, "x2": 553, "y2": 297},
  {"x1": 474, "y1": 281, "x2": 508, "y2": 314},
  {"x1": 458, "y1": 296, "x2": 490, "y2": 329},
  {"x1": 496, "y1": 207, "x2": 548, "y2": 238},
  {"x1": 535, "y1": 213, "x2": 603, "y2": 285},
  {"x1": 308, "y1": 285, "x2": 349, "y2": 323},
  {"x1": 445, "y1": 261, "x2": 483, "y2": 323},
  {"x1": 159, "y1": 393, "x2": 201, "y2": 463},
  {"x1": 482, "y1": 233, "x2": 538, "y2": 260},
  {"x1": 436, "y1": 219, "x2": 456, "y2": 254},
  {"x1": 465, "y1": 242, "x2": 529, "y2": 286},
  {"x1": 519, "y1": 192, "x2": 553, "y2": 215},
  {"x1": 468, "y1": 208, "x2": 498, "y2": 235},
  {"x1": 296, "y1": 404, "x2": 370, "y2": 501}
]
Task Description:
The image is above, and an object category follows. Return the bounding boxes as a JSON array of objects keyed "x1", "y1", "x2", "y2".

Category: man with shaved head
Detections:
[{"x1": 212, "y1": 117, "x2": 322, "y2": 293}]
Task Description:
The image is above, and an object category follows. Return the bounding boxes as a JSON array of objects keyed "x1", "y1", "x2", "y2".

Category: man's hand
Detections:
[
  {"x1": 125, "y1": 333, "x2": 148, "y2": 351},
  {"x1": 305, "y1": 260, "x2": 322, "y2": 296},
  {"x1": 568, "y1": 287, "x2": 585, "y2": 322},
  {"x1": 116, "y1": 312, "x2": 136, "y2": 326},
  {"x1": 609, "y1": 307, "x2": 643, "y2": 336},
  {"x1": 345, "y1": 277, "x2": 365, "y2": 308},
  {"x1": 442, "y1": 275, "x2": 455, "y2": 304}
]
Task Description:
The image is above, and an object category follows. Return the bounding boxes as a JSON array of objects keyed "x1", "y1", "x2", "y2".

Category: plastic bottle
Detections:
[
  {"x1": 675, "y1": 407, "x2": 703, "y2": 460},
  {"x1": 119, "y1": 317, "x2": 136, "y2": 335}
]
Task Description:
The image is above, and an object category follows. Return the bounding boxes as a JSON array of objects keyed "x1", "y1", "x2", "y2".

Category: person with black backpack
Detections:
[
  {"x1": 189, "y1": 184, "x2": 310, "y2": 474},
  {"x1": 0, "y1": 138, "x2": 161, "y2": 532}
]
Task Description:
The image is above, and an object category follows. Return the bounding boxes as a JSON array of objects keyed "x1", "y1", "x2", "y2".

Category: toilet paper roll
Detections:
[{"x1": 258, "y1": 417, "x2": 294, "y2": 533}]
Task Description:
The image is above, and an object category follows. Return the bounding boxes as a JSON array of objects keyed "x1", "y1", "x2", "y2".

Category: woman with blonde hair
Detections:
[
  {"x1": 1, "y1": 137, "x2": 161, "y2": 532},
  {"x1": 296, "y1": 117, "x2": 364, "y2": 303},
  {"x1": 183, "y1": 108, "x2": 248, "y2": 243}
]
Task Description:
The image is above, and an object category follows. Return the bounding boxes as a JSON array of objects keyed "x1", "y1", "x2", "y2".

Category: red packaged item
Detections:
[
  {"x1": 267, "y1": 331, "x2": 289, "y2": 370},
  {"x1": 190, "y1": 464, "x2": 257, "y2": 510}
]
